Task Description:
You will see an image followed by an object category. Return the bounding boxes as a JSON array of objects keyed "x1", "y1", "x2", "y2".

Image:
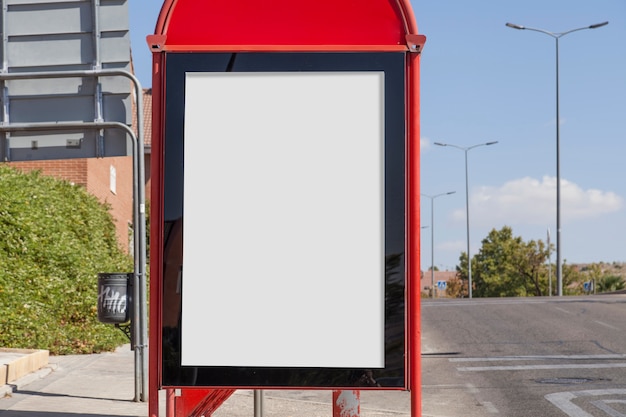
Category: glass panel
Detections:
[{"x1": 161, "y1": 52, "x2": 405, "y2": 388}]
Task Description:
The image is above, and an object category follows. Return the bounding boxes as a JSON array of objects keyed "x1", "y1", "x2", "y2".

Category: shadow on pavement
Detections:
[{"x1": 12, "y1": 390, "x2": 138, "y2": 403}]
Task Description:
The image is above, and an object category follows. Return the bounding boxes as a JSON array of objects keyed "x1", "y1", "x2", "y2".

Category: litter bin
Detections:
[{"x1": 97, "y1": 273, "x2": 132, "y2": 324}]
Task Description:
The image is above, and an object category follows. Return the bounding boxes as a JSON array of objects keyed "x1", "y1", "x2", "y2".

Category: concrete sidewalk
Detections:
[{"x1": 0, "y1": 345, "x2": 412, "y2": 417}]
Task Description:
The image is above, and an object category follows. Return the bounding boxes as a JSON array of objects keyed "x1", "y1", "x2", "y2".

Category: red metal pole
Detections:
[
  {"x1": 407, "y1": 41, "x2": 423, "y2": 417},
  {"x1": 148, "y1": 45, "x2": 165, "y2": 417},
  {"x1": 166, "y1": 389, "x2": 176, "y2": 417},
  {"x1": 333, "y1": 390, "x2": 360, "y2": 417}
]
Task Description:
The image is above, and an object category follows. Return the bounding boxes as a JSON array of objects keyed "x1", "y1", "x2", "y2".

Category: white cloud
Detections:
[
  {"x1": 420, "y1": 136, "x2": 430, "y2": 150},
  {"x1": 471, "y1": 176, "x2": 624, "y2": 226}
]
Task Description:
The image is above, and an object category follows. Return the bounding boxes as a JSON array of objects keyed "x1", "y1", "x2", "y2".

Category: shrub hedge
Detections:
[{"x1": 0, "y1": 165, "x2": 132, "y2": 354}]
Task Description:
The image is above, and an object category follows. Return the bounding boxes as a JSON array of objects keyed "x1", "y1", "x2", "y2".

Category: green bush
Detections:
[{"x1": 0, "y1": 165, "x2": 131, "y2": 354}]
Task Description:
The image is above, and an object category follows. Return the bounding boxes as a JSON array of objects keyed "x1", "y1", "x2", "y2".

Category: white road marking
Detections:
[
  {"x1": 458, "y1": 363, "x2": 626, "y2": 372},
  {"x1": 482, "y1": 401, "x2": 499, "y2": 414},
  {"x1": 546, "y1": 389, "x2": 626, "y2": 417},
  {"x1": 422, "y1": 299, "x2": 548, "y2": 307},
  {"x1": 594, "y1": 320, "x2": 621, "y2": 330},
  {"x1": 466, "y1": 383, "x2": 479, "y2": 394},
  {"x1": 591, "y1": 399, "x2": 626, "y2": 417},
  {"x1": 450, "y1": 354, "x2": 626, "y2": 362}
]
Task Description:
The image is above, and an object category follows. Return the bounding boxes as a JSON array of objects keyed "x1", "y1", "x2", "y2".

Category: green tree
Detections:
[
  {"x1": 457, "y1": 226, "x2": 552, "y2": 297},
  {"x1": 562, "y1": 262, "x2": 586, "y2": 295}
]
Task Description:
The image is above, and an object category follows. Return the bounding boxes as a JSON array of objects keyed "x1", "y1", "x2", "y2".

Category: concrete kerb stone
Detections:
[{"x1": 0, "y1": 348, "x2": 51, "y2": 398}]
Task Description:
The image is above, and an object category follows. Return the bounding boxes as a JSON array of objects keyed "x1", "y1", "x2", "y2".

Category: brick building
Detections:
[{"x1": 7, "y1": 88, "x2": 153, "y2": 253}]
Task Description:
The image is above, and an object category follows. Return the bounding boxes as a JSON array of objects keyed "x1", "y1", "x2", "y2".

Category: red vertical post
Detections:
[
  {"x1": 148, "y1": 32, "x2": 166, "y2": 417},
  {"x1": 407, "y1": 34, "x2": 424, "y2": 417},
  {"x1": 166, "y1": 389, "x2": 176, "y2": 417},
  {"x1": 333, "y1": 390, "x2": 360, "y2": 417}
]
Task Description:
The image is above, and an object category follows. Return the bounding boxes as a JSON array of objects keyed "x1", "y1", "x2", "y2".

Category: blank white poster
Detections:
[{"x1": 181, "y1": 72, "x2": 385, "y2": 368}]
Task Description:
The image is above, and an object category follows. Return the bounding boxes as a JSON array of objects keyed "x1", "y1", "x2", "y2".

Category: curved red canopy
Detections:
[{"x1": 150, "y1": 0, "x2": 419, "y2": 51}]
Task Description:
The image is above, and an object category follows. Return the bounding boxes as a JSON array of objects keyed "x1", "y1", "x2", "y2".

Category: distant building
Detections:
[
  {"x1": 2, "y1": 0, "x2": 139, "y2": 252},
  {"x1": 420, "y1": 270, "x2": 457, "y2": 297}
]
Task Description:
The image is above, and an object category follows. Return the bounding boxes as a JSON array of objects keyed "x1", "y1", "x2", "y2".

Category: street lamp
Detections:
[
  {"x1": 506, "y1": 21, "x2": 608, "y2": 296},
  {"x1": 434, "y1": 141, "x2": 498, "y2": 298},
  {"x1": 421, "y1": 191, "x2": 456, "y2": 298}
]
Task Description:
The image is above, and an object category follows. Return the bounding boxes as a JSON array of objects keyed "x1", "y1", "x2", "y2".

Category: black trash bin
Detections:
[{"x1": 97, "y1": 273, "x2": 132, "y2": 324}]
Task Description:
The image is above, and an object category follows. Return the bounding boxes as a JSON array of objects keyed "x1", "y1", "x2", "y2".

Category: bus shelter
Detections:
[{"x1": 147, "y1": 1, "x2": 425, "y2": 416}]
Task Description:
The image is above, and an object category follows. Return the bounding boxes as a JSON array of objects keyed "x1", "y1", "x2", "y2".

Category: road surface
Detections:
[{"x1": 421, "y1": 295, "x2": 626, "y2": 417}]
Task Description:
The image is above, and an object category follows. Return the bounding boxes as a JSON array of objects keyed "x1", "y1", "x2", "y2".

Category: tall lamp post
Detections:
[
  {"x1": 422, "y1": 191, "x2": 456, "y2": 298},
  {"x1": 506, "y1": 21, "x2": 608, "y2": 296},
  {"x1": 434, "y1": 141, "x2": 498, "y2": 298}
]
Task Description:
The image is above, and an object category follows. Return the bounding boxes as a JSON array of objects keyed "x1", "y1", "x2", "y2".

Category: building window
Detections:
[{"x1": 110, "y1": 165, "x2": 117, "y2": 194}]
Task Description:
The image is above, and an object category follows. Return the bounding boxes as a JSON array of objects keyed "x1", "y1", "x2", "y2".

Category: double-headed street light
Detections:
[
  {"x1": 421, "y1": 191, "x2": 456, "y2": 298},
  {"x1": 506, "y1": 21, "x2": 608, "y2": 297},
  {"x1": 434, "y1": 141, "x2": 498, "y2": 298}
]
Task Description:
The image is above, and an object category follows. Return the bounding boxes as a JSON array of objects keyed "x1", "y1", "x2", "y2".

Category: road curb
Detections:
[{"x1": 0, "y1": 348, "x2": 51, "y2": 398}]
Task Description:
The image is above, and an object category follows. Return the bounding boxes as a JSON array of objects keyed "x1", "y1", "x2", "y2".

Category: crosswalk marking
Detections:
[{"x1": 446, "y1": 355, "x2": 626, "y2": 415}]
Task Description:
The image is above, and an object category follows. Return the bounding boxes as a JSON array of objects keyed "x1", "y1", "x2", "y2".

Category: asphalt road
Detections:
[{"x1": 421, "y1": 294, "x2": 626, "y2": 417}]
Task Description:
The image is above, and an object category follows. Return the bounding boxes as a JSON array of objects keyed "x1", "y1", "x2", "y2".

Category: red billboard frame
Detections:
[{"x1": 147, "y1": 1, "x2": 424, "y2": 416}]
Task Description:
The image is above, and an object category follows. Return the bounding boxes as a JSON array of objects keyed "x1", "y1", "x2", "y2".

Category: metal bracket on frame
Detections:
[{"x1": 406, "y1": 34, "x2": 427, "y2": 54}]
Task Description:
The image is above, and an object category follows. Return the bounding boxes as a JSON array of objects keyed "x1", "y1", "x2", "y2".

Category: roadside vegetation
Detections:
[
  {"x1": 446, "y1": 226, "x2": 625, "y2": 298},
  {"x1": 0, "y1": 165, "x2": 131, "y2": 354}
]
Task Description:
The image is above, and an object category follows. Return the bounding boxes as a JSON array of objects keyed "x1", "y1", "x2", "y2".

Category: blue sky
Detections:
[{"x1": 130, "y1": 1, "x2": 626, "y2": 272}]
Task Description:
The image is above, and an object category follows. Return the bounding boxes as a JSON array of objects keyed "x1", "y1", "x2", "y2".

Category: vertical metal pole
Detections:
[
  {"x1": 333, "y1": 390, "x2": 360, "y2": 417},
  {"x1": 113, "y1": 70, "x2": 147, "y2": 402},
  {"x1": 128, "y1": 125, "x2": 141, "y2": 398},
  {"x1": 434, "y1": 141, "x2": 496, "y2": 299},
  {"x1": 506, "y1": 22, "x2": 608, "y2": 296},
  {"x1": 1, "y1": 0, "x2": 7, "y2": 72},
  {"x1": 254, "y1": 390, "x2": 264, "y2": 417},
  {"x1": 111, "y1": 70, "x2": 148, "y2": 403},
  {"x1": 166, "y1": 389, "x2": 176, "y2": 417},
  {"x1": 555, "y1": 37, "x2": 563, "y2": 297},
  {"x1": 430, "y1": 197, "x2": 435, "y2": 298},
  {"x1": 422, "y1": 192, "x2": 454, "y2": 298},
  {"x1": 92, "y1": 0, "x2": 105, "y2": 157},
  {"x1": 464, "y1": 150, "x2": 472, "y2": 299},
  {"x1": 133, "y1": 77, "x2": 148, "y2": 403},
  {"x1": 408, "y1": 49, "x2": 422, "y2": 417},
  {"x1": 1, "y1": 0, "x2": 10, "y2": 162},
  {"x1": 547, "y1": 228, "x2": 552, "y2": 296},
  {"x1": 126, "y1": 124, "x2": 142, "y2": 402}
]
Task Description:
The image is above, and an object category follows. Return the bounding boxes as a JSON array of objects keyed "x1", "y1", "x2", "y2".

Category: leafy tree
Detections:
[
  {"x1": 562, "y1": 262, "x2": 587, "y2": 295},
  {"x1": 456, "y1": 226, "x2": 552, "y2": 297},
  {"x1": 0, "y1": 165, "x2": 132, "y2": 354},
  {"x1": 453, "y1": 227, "x2": 626, "y2": 297}
]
